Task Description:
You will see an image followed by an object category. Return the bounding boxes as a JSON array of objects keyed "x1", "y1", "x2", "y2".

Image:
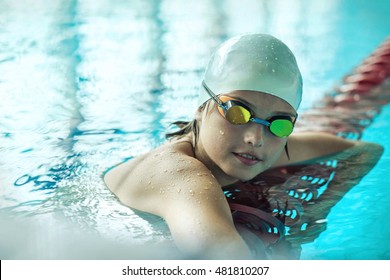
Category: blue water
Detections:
[{"x1": 0, "y1": 0, "x2": 389, "y2": 259}]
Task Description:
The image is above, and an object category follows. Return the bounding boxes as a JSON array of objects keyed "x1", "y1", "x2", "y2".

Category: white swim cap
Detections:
[{"x1": 198, "y1": 33, "x2": 303, "y2": 111}]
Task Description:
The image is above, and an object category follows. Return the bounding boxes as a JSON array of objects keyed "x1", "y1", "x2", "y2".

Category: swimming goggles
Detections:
[{"x1": 202, "y1": 81, "x2": 297, "y2": 138}]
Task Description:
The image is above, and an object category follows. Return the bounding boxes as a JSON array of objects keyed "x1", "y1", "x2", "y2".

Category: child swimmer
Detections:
[{"x1": 104, "y1": 33, "x2": 383, "y2": 259}]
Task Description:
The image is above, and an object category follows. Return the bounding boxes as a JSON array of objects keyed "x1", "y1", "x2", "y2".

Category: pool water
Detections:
[{"x1": 0, "y1": 0, "x2": 389, "y2": 259}]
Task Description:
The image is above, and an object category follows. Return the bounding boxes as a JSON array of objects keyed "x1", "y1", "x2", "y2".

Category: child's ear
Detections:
[
  {"x1": 195, "y1": 109, "x2": 202, "y2": 121},
  {"x1": 195, "y1": 103, "x2": 205, "y2": 121}
]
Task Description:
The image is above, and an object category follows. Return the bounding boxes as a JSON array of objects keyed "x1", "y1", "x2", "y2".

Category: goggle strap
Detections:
[
  {"x1": 250, "y1": 117, "x2": 270, "y2": 126},
  {"x1": 202, "y1": 81, "x2": 224, "y2": 107}
]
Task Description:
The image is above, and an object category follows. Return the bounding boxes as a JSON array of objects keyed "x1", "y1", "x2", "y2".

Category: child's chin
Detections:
[{"x1": 232, "y1": 170, "x2": 260, "y2": 182}]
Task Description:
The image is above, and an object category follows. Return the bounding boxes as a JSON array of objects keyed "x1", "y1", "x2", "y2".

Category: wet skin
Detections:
[{"x1": 104, "y1": 90, "x2": 365, "y2": 259}]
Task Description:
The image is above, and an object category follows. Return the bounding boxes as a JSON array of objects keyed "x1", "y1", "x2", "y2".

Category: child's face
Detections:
[{"x1": 197, "y1": 90, "x2": 296, "y2": 184}]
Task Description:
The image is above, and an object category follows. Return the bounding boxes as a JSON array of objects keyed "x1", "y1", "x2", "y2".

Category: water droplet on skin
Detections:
[
  {"x1": 164, "y1": 169, "x2": 168, "y2": 173},
  {"x1": 177, "y1": 188, "x2": 181, "y2": 193},
  {"x1": 189, "y1": 190, "x2": 194, "y2": 195},
  {"x1": 147, "y1": 181, "x2": 151, "y2": 185},
  {"x1": 219, "y1": 130, "x2": 225, "y2": 135}
]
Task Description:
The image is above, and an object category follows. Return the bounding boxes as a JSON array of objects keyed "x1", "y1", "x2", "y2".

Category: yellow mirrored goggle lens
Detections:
[{"x1": 225, "y1": 105, "x2": 251, "y2": 124}]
